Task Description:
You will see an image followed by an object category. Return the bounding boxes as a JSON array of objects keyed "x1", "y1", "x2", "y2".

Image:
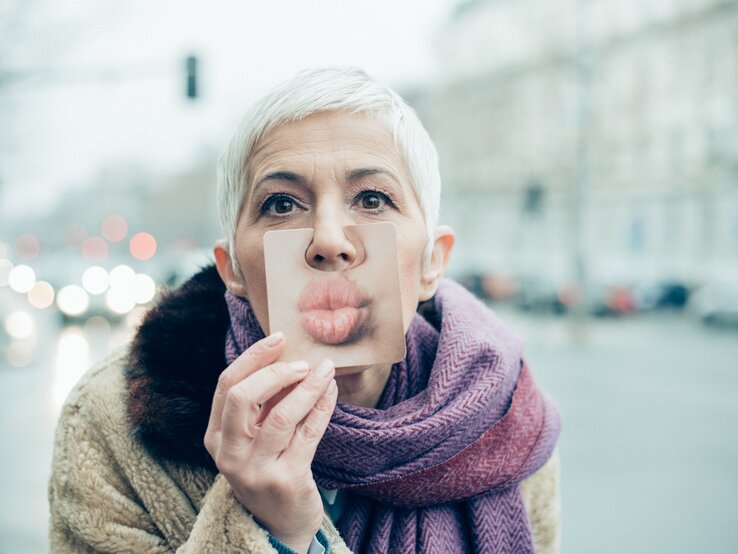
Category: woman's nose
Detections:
[{"x1": 305, "y1": 217, "x2": 358, "y2": 272}]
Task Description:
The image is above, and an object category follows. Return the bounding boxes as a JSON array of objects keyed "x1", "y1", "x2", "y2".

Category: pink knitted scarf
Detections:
[{"x1": 226, "y1": 279, "x2": 560, "y2": 553}]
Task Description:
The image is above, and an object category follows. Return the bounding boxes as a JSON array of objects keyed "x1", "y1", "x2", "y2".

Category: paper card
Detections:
[{"x1": 263, "y1": 222, "x2": 406, "y2": 369}]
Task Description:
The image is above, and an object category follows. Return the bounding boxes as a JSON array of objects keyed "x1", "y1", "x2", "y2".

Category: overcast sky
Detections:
[{"x1": 1, "y1": 0, "x2": 459, "y2": 218}]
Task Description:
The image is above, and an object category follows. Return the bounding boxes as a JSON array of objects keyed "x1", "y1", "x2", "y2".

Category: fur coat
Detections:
[{"x1": 48, "y1": 266, "x2": 561, "y2": 553}]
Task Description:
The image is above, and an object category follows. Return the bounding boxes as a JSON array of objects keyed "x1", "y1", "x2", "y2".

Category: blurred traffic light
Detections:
[{"x1": 185, "y1": 55, "x2": 198, "y2": 100}]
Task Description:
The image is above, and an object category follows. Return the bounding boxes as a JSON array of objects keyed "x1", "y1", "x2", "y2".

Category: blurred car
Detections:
[
  {"x1": 162, "y1": 247, "x2": 215, "y2": 287},
  {"x1": 582, "y1": 280, "x2": 690, "y2": 317},
  {"x1": 55, "y1": 289, "x2": 125, "y2": 326},
  {"x1": 688, "y1": 282, "x2": 738, "y2": 327},
  {"x1": 456, "y1": 271, "x2": 518, "y2": 302},
  {"x1": 455, "y1": 272, "x2": 487, "y2": 299},
  {"x1": 516, "y1": 277, "x2": 572, "y2": 315},
  {"x1": 575, "y1": 283, "x2": 633, "y2": 317},
  {"x1": 631, "y1": 281, "x2": 690, "y2": 311},
  {"x1": 481, "y1": 273, "x2": 518, "y2": 302}
]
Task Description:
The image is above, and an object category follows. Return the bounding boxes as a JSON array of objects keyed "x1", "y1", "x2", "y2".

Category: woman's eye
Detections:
[
  {"x1": 262, "y1": 194, "x2": 296, "y2": 215},
  {"x1": 274, "y1": 198, "x2": 294, "y2": 214},
  {"x1": 358, "y1": 191, "x2": 388, "y2": 211}
]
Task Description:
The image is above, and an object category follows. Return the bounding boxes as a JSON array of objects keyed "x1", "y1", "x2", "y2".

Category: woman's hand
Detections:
[{"x1": 204, "y1": 332, "x2": 337, "y2": 554}]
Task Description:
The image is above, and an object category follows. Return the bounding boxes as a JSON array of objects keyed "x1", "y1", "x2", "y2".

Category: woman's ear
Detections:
[
  {"x1": 419, "y1": 226, "x2": 455, "y2": 301},
  {"x1": 213, "y1": 240, "x2": 249, "y2": 297}
]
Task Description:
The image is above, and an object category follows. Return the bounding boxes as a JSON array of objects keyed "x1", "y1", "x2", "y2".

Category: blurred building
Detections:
[{"x1": 414, "y1": 0, "x2": 738, "y2": 287}]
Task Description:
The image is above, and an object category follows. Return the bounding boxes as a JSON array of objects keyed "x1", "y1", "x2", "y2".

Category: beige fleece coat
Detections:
[{"x1": 48, "y1": 350, "x2": 560, "y2": 553}]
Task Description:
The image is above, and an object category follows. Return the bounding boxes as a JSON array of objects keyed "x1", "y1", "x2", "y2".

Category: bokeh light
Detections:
[
  {"x1": 56, "y1": 285, "x2": 90, "y2": 316},
  {"x1": 133, "y1": 273, "x2": 156, "y2": 304},
  {"x1": 129, "y1": 232, "x2": 157, "y2": 260},
  {"x1": 101, "y1": 214, "x2": 128, "y2": 242},
  {"x1": 6, "y1": 340, "x2": 35, "y2": 368},
  {"x1": 106, "y1": 287, "x2": 136, "y2": 314},
  {"x1": 4, "y1": 310, "x2": 34, "y2": 339},
  {"x1": 81, "y1": 236, "x2": 109, "y2": 261},
  {"x1": 84, "y1": 315, "x2": 111, "y2": 335},
  {"x1": 108, "y1": 264, "x2": 136, "y2": 290},
  {"x1": 27, "y1": 281, "x2": 55, "y2": 309},
  {"x1": 82, "y1": 266, "x2": 109, "y2": 294},
  {"x1": 52, "y1": 328, "x2": 90, "y2": 411},
  {"x1": 8, "y1": 264, "x2": 36, "y2": 293},
  {"x1": 15, "y1": 233, "x2": 41, "y2": 260},
  {"x1": 0, "y1": 259, "x2": 13, "y2": 286},
  {"x1": 64, "y1": 224, "x2": 87, "y2": 248}
]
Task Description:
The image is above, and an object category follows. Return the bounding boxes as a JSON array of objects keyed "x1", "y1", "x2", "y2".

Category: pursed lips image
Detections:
[{"x1": 297, "y1": 275, "x2": 371, "y2": 345}]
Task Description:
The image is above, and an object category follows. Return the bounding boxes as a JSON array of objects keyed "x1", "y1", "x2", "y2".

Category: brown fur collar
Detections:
[
  {"x1": 125, "y1": 265, "x2": 228, "y2": 471},
  {"x1": 125, "y1": 264, "x2": 439, "y2": 471}
]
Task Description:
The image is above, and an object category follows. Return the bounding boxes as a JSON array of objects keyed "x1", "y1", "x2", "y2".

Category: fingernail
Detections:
[
  {"x1": 315, "y1": 359, "x2": 334, "y2": 378},
  {"x1": 263, "y1": 331, "x2": 284, "y2": 346},
  {"x1": 288, "y1": 360, "x2": 310, "y2": 372}
]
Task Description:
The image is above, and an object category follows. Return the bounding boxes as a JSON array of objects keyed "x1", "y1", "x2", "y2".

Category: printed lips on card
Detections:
[{"x1": 263, "y1": 222, "x2": 406, "y2": 369}]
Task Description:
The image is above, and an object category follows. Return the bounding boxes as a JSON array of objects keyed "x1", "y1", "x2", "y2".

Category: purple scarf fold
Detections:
[{"x1": 226, "y1": 279, "x2": 560, "y2": 553}]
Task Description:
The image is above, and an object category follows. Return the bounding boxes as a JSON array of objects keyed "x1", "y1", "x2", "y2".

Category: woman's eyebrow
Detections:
[
  {"x1": 254, "y1": 170, "x2": 303, "y2": 191},
  {"x1": 346, "y1": 167, "x2": 400, "y2": 184},
  {"x1": 253, "y1": 168, "x2": 400, "y2": 193}
]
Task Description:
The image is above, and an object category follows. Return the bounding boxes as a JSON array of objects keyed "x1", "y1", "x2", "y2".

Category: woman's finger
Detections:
[
  {"x1": 285, "y1": 378, "x2": 338, "y2": 461},
  {"x1": 206, "y1": 332, "x2": 285, "y2": 436},
  {"x1": 219, "y1": 360, "x2": 311, "y2": 444},
  {"x1": 252, "y1": 359, "x2": 335, "y2": 458}
]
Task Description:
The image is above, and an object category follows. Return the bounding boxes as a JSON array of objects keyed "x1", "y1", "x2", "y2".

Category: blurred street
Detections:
[
  {"x1": 0, "y1": 309, "x2": 134, "y2": 554},
  {"x1": 1, "y1": 307, "x2": 737, "y2": 553}
]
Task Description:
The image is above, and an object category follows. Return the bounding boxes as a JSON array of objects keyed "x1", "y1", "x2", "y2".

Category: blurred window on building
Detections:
[
  {"x1": 185, "y1": 55, "x2": 199, "y2": 100},
  {"x1": 629, "y1": 217, "x2": 646, "y2": 254},
  {"x1": 523, "y1": 180, "x2": 545, "y2": 217}
]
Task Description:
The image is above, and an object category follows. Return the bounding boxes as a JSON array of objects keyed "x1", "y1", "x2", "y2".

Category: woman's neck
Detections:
[{"x1": 335, "y1": 362, "x2": 392, "y2": 408}]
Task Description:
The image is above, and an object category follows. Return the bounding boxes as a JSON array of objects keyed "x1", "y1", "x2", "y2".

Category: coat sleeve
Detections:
[
  {"x1": 48, "y1": 362, "x2": 353, "y2": 554},
  {"x1": 519, "y1": 448, "x2": 561, "y2": 554}
]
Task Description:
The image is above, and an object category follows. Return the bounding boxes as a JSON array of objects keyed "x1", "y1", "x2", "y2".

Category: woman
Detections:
[{"x1": 49, "y1": 67, "x2": 560, "y2": 554}]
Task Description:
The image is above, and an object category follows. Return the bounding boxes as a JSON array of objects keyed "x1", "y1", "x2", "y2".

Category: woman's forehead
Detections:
[{"x1": 248, "y1": 111, "x2": 409, "y2": 183}]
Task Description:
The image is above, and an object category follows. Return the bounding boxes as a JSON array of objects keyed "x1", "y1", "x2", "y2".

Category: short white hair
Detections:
[{"x1": 217, "y1": 66, "x2": 441, "y2": 270}]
